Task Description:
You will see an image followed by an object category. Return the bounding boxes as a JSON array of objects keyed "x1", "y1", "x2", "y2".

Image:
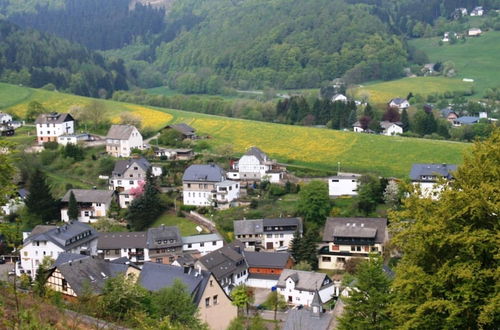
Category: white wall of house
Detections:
[
  {"x1": 278, "y1": 277, "x2": 336, "y2": 306},
  {"x1": 263, "y1": 233, "x2": 295, "y2": 250},
  {"x1": 110, "y1": 178, "x2": 144, "y2": 191},
  {"x1": 227, "y1": 171, "x2": 240, "y2": 180},
  {"x1": 0, "y1": 113, "x2": 13, "y2": 123},
  {"x1": 215, "y1": 181, "x2": 240, "y2": 205},
  {"x1": 118, "y1": 193, "x2": 136, "y2": 208},
  {"x1": 57, "y1": 135, "x2": 79, "y2": 146},
  {"x1": 353, "y1": 126, "x2": 364, "y2": 133},
  {"x1": 183, "y1": 190, "x2": 214, "y2": 206},
  {"x1": 318, "y1": 242, "x2": 384, "y2": 270},
  {"x1": 106, "y1": 129, "x2": 143, "y2": 157},
  {"x1": 101, "y1": 247, "x2": 149, "y2": 263},
  {"x1": 60, "y1": 202, "x2": 109, "y2": 223},
  {"x1": 412, "y1": 181, "x2": 445, "y2": 200},
  {"x1": 183, "y1": 240, "x2": 224, "y2": 255},
  {"x1": 246, "y1": 277, "x2": 278, "y2": 289},
  {"x1": 262, "y1": 172, "x2": 283, "y2": 183},
  {"x1": 36, "y1": 121, "x2": 74, "y2": 143},
  {"x1": 329, "y1": 178, "x2": 359, "y2": 196},
  {"x1": 389, "y1": 100, "x2": 410, "y2": 110},
  {"x1": 383, "y1": 124, "x2": 403, "y2": 136},
  {"x1": 183, "y1": 181, "x2": 239, "y2": 208}
]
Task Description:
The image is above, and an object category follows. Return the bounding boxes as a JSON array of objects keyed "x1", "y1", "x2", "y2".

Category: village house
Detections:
[
  {"x1": 164, "y1": 123, "x2": 197, "y2": 139},
  {"x1": 35, "y1": 112, "x2": 74, "y2": 144},
  {"x1": 109, "y1": 157, "x2": 162, "y2": 208},
  {"x1": 318, "y1": 217, "x2": 388, "y2": 270},
  {"x1": 17, "y1": 222, "x2": 98, "y2": 278},
  {"x1": 1, "y1": 188, "x2": 27, "y2": 216},
  {"x1": 331, "y1": 93, "x2": 347, "y2": 103},
  {"x1": 244, "y1": 251, "x2": 293, "y2": 288},
  {"x1": 233, "y1": 217, "x2": 303, "y2": 251},
  {"x1": 60, "y1": 189, "x2": 116, "y2": 223},
  {"x1": 328, "y1": 173, "x2": 360, "y2": 197},
  {"x1": 388, "y1": 98, "x2": 410, "y2": 111},
  {"x1": 182, "y1": 233, "x2": 224, "y2": 256},
  {"x1": 453, "y1": 116, "x2": 481, "y2": 126},
  {"x1": 146, "y1": 225, "x2": 183, "y2": 264},
  {"x1": 0, "y1": 112, "x2": 13, "y2": 124},
  {"x1": 182, "y1": 164, "x2": 240, "y2": 209},
  {"x1": 195, "y1": 241, "x2": 248, "y2": 294},
  {"x1": 153, "y1": 146, "x2": 194, "y2": 160},
  {"x1": 139, "y1": 262, "x2": 237, "y2": 330},
  {"x1": 410, "y1": 163, "x2": 457, "y2": 199},
  {"x1": 276, "y1": 269, "x2": 338, "y2": 306},
  {"x1": 98, "y1": 231, "x2": 148, "y2": 264},
  {"x1": 352, "y1": 121, "x2": 365, "y2": 133},
  {"x1": 57, "y1": 133, "x2": 95, "y2": 146},
  {"x1": 105, "y1": 124, "x2": 143, "y2": 157},
  {"x1": 283, "y1": 291, "x2": 333, "y2": 330},
  {"x1": 227, "y1": 146, "x2": 285, "y2": 183},
  {"x1": 380, "y1": 121, "x2": 403, "y2": 136},
  {"x1": 45, "y1": 254, "x2": 139, "y2": 298},
  {"x1": 441, "y1": 108, "x2": 459, "y2": 123},
  {"x1": 468, "y1": 28, "x2": 482, "y2": 37},
  {"x1": 470, "y1": 6, "x2": 484, "y2": 16}
]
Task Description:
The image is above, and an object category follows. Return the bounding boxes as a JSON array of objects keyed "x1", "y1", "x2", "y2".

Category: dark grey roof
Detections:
[
  {"x1": 409, "y1": 163, "x2": 457, "y2": 181},
  {"x1": 182, "y1": 164, "x2": 226, "y2": 182},
  {"x1": 54, "y1": 256, "x2": 128, "y2": 296},
  {"x1": 441, "y1": 108, "x2": 457, "y2": 117},
  {"x1": 244, "y1": 251, "x2": 291, "y2": 268},
  {"x1": 332, "y1": 226, "x2": 377, "y2": 238},
  {"x1": 61, "y1": 189, "x2": 115, "y2": 205},
  {"x1": 455, "y1": 116, "x2": 480, "y2": 125},
  {"x1": 175, "y1": 254, "x2": 198, "y2": 267},
  {"x1": 106, "y1": 124, "x2": 138, "y2": 140},
  {"x1": 322, "y1": 218, "x2": 387, "y2": 244},
  {"x1": 182, "y1": 233, "x2": 223, "y2": 245},
  {"x1": 53, "y1": 252, "x2": 88, "y2": 267},
  {"x1": 30, "y1": 225, "x2": 56, "y2": 236},
  {"x1": 264, "y1": 218, "x2": 302, "y2": 231},
  {"x1": 233, "y1": 219, "x2": 264, "y2": 236},
  {"x1": 197, "y1": 241, "x2": 247, "y2": 280},
  {"x1": 112, "y1": 157, "x2": 150, "y2": 176},
  {"x1": 98, "y1": 232, "x2": 147, "y2": 249},
  {"x1": 35, "y1": 112, "x2": 73, "y2": 125},
  {"x1": 283, "y1": 309, "x2": 332, "y2": 330},
  {"x1": 389, "y1": 98, "x2": 407, "y2": 105},
  {"x1": 380, "y1": 121, "x2": 402, "y2": 129},
  {"x1": 24, "y1": 222, "x2": 98, "y2": 251},
  {"x1": 146, "y1": 225, "x2": 182, "y2": 249},
  {"x1": 166, "y1": 123, "x2": 196, "y2": 136},
  {"x1": 277, "y1": 269, "x2": 332, "y2": 291},
  {"x1": 139, "y1": 262, "x2": 210, "y2": 305},
  {"x1": 245, "y1": 147, "x2": 268, "y2": 162}
]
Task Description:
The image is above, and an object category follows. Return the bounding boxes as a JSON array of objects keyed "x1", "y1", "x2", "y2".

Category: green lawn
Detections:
[
  {"x1": 152, "y1": 212, "x2": 206, "y2": 236},
  {"x1": 0, "y1": 82, "x2": 471, "y2": 178},
  {"x1": 409, "y1": 30, "x2": 500, "y2": 95}
]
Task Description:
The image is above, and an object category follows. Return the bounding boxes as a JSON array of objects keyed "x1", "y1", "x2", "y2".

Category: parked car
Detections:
[{"x1": 8, "y1": 269, "x2": 15, "y2": 276}]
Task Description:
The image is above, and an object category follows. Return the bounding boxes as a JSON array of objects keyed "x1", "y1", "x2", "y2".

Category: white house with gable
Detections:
[
  {"x1": 276, "y1": 269, "x2": 339, "y2": 306},
  {"x1": 388, "y1": 98, "x2": 410, "y2": 112},
  {"x1": 17, "y1": 222, "x2": 98, "y2": 278},
  {"x1": 60, "y1": 189, "x2": 116, "y2": 223},
  {"x1": 105, "y1": 125, "x2": 143, "y2": 157},
  {"x1": 380, "y1": 121, "x2": 403, "y2": 136},
  {"x1": 35, "y1": 113, "x2": 74, "y2": 144},
  {"x1": 331, "y1": 93, "x2": 347, "y2": 103},
  {"x1": 329, "y1": 173, "x2": 361, "y2": 197},
  {"x1": 410, "y1": 163, "x2": 457, "y2": 199},
  {"x1": 0, "y1": 112, "x2": 13, "y2": 124},
  {"x1": 182, "y1": 233, "x2": 224, "y2": 255},
  {"x1": 228, "y1": 146, "x2": 285, "y2": 183}
]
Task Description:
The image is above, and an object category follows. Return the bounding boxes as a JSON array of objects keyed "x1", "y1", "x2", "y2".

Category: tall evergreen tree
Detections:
[
  {"x1": 364, "y1": 103, "x2": 374, "y2": 118},
  {"x1": 290, "y1": 230, "x2": 302, "y2": 261},
  {"x1": 67, "y1": 191, "x2": 79, "y2": 221},
  {"x1": 338, "y1": 256, "x2": 392, "y2": 330},
  {"x1": 401, "y1": 109, "x2": 410, "y2": 131},
  {"x1": 24, "y1": 169, "x2": 58, "y2": 225}
]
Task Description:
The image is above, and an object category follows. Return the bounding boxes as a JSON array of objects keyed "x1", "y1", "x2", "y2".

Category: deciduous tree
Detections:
[{"x1": 296, "y1": 180, "x2": 331, "y2": 225}]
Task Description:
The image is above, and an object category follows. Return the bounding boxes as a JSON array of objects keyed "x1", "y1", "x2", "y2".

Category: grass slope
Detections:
[
  {"x1": 0, "y1": 83, "x2": 470, "y2": 178},
  {"x1": 409, "y1": 31, "x2": 500, "y2": 94},
  {"x1": 352, "y1": 77, "x2": 471, "y2": 105}
]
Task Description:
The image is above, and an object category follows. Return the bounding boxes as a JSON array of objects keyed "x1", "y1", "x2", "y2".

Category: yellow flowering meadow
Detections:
[{"x1": 112, "y1": 105, "x2": 173, "y2": 129}]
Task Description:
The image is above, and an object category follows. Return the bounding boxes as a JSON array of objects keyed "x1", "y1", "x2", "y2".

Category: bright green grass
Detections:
[
  {"x1": 0, "y1": 126, "x2": 36, "y2": 147},
  {"x1": 351, "y1": 76, "x2": 471, "y2": 105},
  {"x1": 152, "y1": 212, "x2": 206, "y2": 236},
  {"x1": 409, "y1": 31, "x2": 500, "y2": 95},
  {"x1": 0, "y1": 82, "x2": 471, "y2": 178}
]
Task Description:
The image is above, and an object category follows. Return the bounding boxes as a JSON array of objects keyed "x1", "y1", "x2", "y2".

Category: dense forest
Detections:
[
  {"x1": 8, "y1": 0, "x2": 166, "y2": 50},
  {"x1": 0, "y1": 19, "x2": 128, "y2": 97}
]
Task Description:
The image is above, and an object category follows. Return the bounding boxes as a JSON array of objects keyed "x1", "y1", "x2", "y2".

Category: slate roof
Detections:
[
  {"x1": 106, "y1": 124, "x2": 138, "y2": 140},
  {"x1": 197, "y1": 241, "x2": 247, "y2": 280},
  {"x1": 175, "y1": 253, "x2": 198, "y2": 267},
  {"x1": 35, "y1": 112, "x2": 73, "y2": 125},
  {"x1": 182, "y1": 233, "x2": 223, "y2": 245},
  {"x1": 53, "y1": 252, "x2": 88, "y2": 267},
  {"x1": 24, "y1": 222, "x2": 98, "y2": 251},
  {"x1": 182, "y1": 164, "x2": 226, "y2": 182},
  {"x1": 264, "y1": 218, "x2": 302, "y2": 231},
  {"x1": 97, "y1": 232, "x2": 147, "y2": 249},
  {"x1": 146, "y1": 225, "x2": 182, "y2": 249},
  {"x1": 352, "y1": 121, "x2": 362, "y2": 128},
  {"x1": 112, "y1": 157, "x2": 150, "y2": 176},
  {"x1": 139, "y1": 262, "x2": 210, "y2": 305},
  {"x1": 380, "y1": 121, "x2": 402, "y2": 129},
  {"x1": 53, "y1": 256, "x2": 128, "y2": 296},
  {"x1": 234, "y1": 218, "x2": 302, "y2": 235},
  {"x1": 277, "y1": 269, "x2": 332, "y2": 291},
  {"x1": 283, "y1": 309, "x2": 332, "y2": 330},
  {"x1": 244, "y1": 251, "x2": 291, "y2": 269},
  {"x1": 409, "y1": 163, "x2": 457, "y2": 181},
  {"x1": 166, "y1": 123, "x2": 196, "y2": 136},
  {"x1": 455, "y1": 116, "x2": 480, "y2": 125},
  {"x1": 245, "y1": 146, "x2": 268, "y2": 162},
  {"x1": 61, "y1": 189, "x2": 115, "y2": 205},
  {"x1": 322, "y1": 218, "x2": 387, "y2": 244},
  {"x1": 389, "y1": 98, "x2": 408, "y2": 105}
]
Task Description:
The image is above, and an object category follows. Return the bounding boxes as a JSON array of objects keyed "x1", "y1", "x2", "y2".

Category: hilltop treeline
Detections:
[
  {"x1": 0, "y1": 20, "x2": 128, "y2": 97},
  {"x1": 8, "y1": 0, "x2": 166, "y2": 50}
]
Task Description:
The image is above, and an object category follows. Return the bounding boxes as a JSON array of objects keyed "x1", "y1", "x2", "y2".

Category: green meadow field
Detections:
[
  {"x1": 0, "y1": 83, "x2": 471, "y2": 178},
  {"x1": 409, "y1": 31, "x2": 500, "y2": 95},
  {"x1": 351, "y1": 76, "x2": 471, "y2": 105}
]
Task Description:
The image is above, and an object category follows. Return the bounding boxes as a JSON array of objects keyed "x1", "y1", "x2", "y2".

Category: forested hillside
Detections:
[{"x1": 0, "y1": 20, "x2": 128, "y2": 97}]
